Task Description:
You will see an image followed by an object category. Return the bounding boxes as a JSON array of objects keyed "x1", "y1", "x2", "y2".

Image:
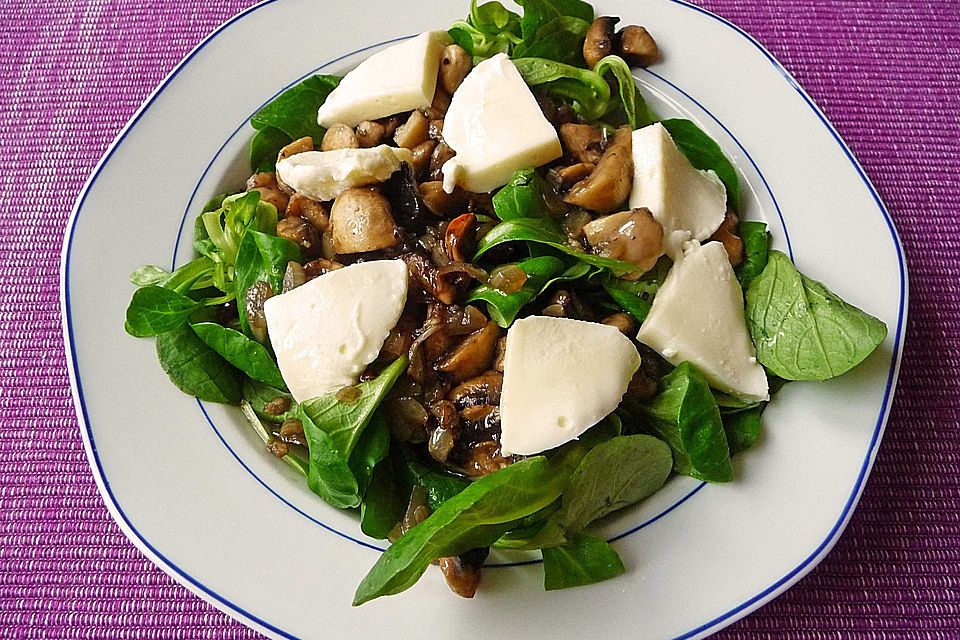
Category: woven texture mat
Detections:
[{"x1": 1, "y1": 0, "x2": 958, "y2": 637}]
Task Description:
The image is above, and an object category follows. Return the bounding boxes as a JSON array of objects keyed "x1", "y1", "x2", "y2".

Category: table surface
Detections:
[{"x1": 2, "y1": 0, "x2": 958, "y2": 637}]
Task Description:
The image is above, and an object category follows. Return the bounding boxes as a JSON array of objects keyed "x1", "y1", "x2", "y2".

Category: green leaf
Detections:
[
  {"x1": 659, "y1": 119, "x2": 740, "y2": 210},
  {"x1": 250, "y1": 75, "x2": 341, "y2": 142},
  {"x1": 512, "y1": 57, "x2": 611, "y2": 122},
  {"x1": 130, "y1": 265, "x2": 168, "y2": 287},
  {"x1": 155, "y1": 324, "x2": 242, "y2": 404},
  {"x1": 476, "y1": 217, "x2": 640, "y2": 277},
  {"x1": 601, "y1": 257, "x2": 670, "y2": 324},
  {"x1": 349, "y1": 410, "x2": 391, "y2": 498},
  {"x1": 594, "y1": 55, "x2": 654, "y2": 129},
  {"x1": 159, "y1": 256, "x2": 217, "y2": 294},
  {"x1": 513, "y1": 16, "x2": 590, "y2": 67},
  {"x1": 467, "y1": 255, "x2": 565, "y2": 326},
  {"x1": 640, "y1": 362, "x2": 732, "y2": 482},
  {"x1": 242, "y1": 378, "x2": 297, "y2": 424},
  {"x1": 360, "y1": 452, "x2": 407, "y2": 540},
  {"x1": 250, "y1": 126, "x2": 293, "y2": 173},
  {"x1": 234, "y1": 230, "x2": 301, "y2": 337},
  {"x1": 300, "y1": 407, "x2": 361, "y2": 508},
  {"x1": 492, "y1": 168, "x2": 550, "y2": 221},
  {"x1": 199, "y1": 191, "x2": 279, "y2": 297},
  {"x1": 542, "y1": 532, "x2": 624, "y2": 590},
  {"x1": 557, "y1": 434, "x2": 673, "y2": 533},
  {"x1": 239, "y1": 400, "x2": 308, "y2": 476},
  {"x1": 405, "y1": 459, "x2": 471, "y2": 512},
  {"x1": 191, "y1": 322, "x2": 286, "y2": 389},
  {"x1": 125, "y1": 286, "x2": 201, "y2": 337},
  {"x1": 472, "y1": 0, "x2": 522, "y2": 34},
  {"x1": 353, "y1": 446, "x2": 585, "y2": 606},
  {"x1": 736, "y1": 221, "x2": 771, "y2": 288},
  {"x1": 300, "y1": 356, "x2": 408, "y2": 508},
  {"x1": 723, "y1": 405, "x2": 762, "y2": 455},
  {"x1": 746, "y1": 251, "x2": 887, "y2": 381},
  {"x1": 517, "y1": 0, "x2": 594, "y2": 38}
]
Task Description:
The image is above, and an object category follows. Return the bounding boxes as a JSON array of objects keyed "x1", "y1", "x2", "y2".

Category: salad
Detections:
[{"x1": 124, "y1": 0, "x2": 888, "y2": 605}]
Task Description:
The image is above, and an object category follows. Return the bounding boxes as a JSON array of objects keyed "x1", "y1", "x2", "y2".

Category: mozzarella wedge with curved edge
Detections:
[
  {"x1": 499, "y1": 316, "x2": 641, "y2": 456},
  {"x1": 629, "y1": 122, "x2": 727, "y2": 257},
  {"x1": 441, "y1": 53, "x2": 562, "y2": 193},
  {"x1": 276, "y1": 145, "x2": 413, "y2": 202},
  {"x1": 636, "y1": 241, "x2": 768, "y2": 402},
  {"x1": 263, "y1": 260, "x2": 408, "y2": 402},
  {"x1": 316, "y1": 30, "x2": 451, "y2": 128}
]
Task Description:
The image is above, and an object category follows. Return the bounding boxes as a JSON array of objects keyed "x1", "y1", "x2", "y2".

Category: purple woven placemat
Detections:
[{"x1": 1, "y1": 0, "x2": 957, "y2": 637}]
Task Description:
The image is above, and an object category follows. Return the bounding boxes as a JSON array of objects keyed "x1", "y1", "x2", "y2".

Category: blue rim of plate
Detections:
[
  {"x1": 60, "y1": 1, "x2": 908, "y2": 639},
  {"x1": 174, "y1": 35, "x2": 793, "y2": 564}
]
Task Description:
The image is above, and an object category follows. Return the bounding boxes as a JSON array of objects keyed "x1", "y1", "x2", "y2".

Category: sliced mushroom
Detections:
[
  {"x1": 601, "y1": 312, "x2": 637, "y2": 335},
  {"x1": 276, "y1": 216, "x2": 322, "y2": 259},
  {"x1": 583, "y1": 207, "x2": 664, "y2": 274},
  {"x1": 427, "y1": 400, "x2": 459, "y2": 463},
  {"x1": 286, "y1": 193, "x2": 329, "y2": 232},
  {"x1": 709, "y1": 210, "x2": 744, "y2": 267},
  {"x1": 564, "y1": 125, "x2": 633, "y2": 214},
  {"x1": 559, "y1": 123, "x2": 604, "y2": 164},
  {"x1": 541, "y1": 289, "x2": 593, "y2": 320},
  {"x1": 321, "y1": 123, "x2": 359, "y2": 151},
  {"x1": 550, "y1": 162, "x2": 596, "y2": 190},
  {"x1": 493, "y1": 337, "x2": 507, "y2": 372},
  {"x1": 277, "y1": 136, "x2": 314, "y2": 162},
  {"x1": 244, "y1": 281, "x2": 273, "y2": 343},
  {"x1": 427, "y1": 89, "x2": 452, "y2": 118},
  {"x1": 617, "y1": 25, "x2": 660, "y2": 68},
  {"x1": 394, "y1": 110, "x2": 431, "y2": 149},
  {"x1": 439, "y1": 553, "x2": 483, "y2": 598},
  {"x1": 449, "y1": 371, "x2": 503, "y2": 407},
  {"x1": 438, "y1": 321, "x2": 501, "y2": 382},
  {"x1": 583, "y1": 16, "x2": 619, "y2": 68},
  {"x1": 463, "y1": 441, "x2": 510, "y2": 477},
  {"x1": 439, "y1": 44, "x2": 472, "y2": 94},
  {"x1": 281, "y1": 261, "x2": 307, "y2": 293},
  {"x1": 444, "y1": 213, "x2": 477, "y2": 263},
  {"x1": 246, "y1": 172, "x2": 289, "y2": 213},
  {"x1": 329, "y1": 188, "x2": 401, "y2": 254},
  {"x1": 355, "y1": 120, "x2": 386, "y2": 148},
  {"x1": 400, "y1": 252, "x2": 459, "y2": 305},
  {"x1": 381, "y1": 162, "x2": 431, "y2": 233},
  {"x1": 429, "y1": 142, "x2": 456, "y2": 182},
  {"x1": 303, "y1": 258, "x2": 343, "y2": 279},
  {"x1": 428, "y1": 119, "x2": 444, "y2": 141},
  {"x1": 410, "y1": 140, "x2": 437, "y2": 177},
  {"x1": 420, "y1": 180, "x2": 468, "y2": 217}
]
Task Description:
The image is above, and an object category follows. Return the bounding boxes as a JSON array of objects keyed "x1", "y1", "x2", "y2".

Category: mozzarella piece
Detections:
[
  {"x1": 636, "y1": 241, "x2": 768, "y2": 402},
  {"x1": 316, "y1": 30, "x2": 451, "y2": 128},
  {"x1": 629, "y1": 123, "x2": 727, "y2": 257},
  {"x1": 276, "y1": 145, "x2": 413, "y2": 202},
  {"x1": 500, "y1": 316, "x2": 640, "y2": 456},
  {"x1": 441, "y1": 53, "x2": 562, "y2": 193},
  {"x1": 263, "y1": 260, "x2": 408, "y2": 402}
]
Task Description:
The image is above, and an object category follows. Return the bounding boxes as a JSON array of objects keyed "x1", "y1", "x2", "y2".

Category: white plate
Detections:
[{"x1": 61, "y1": 1, "x2": 908, "y2": 638}]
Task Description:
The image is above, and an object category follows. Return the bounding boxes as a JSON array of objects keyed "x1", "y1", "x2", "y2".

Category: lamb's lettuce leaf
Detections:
[
  {"x1": 640, "y1": 362, "x2": 732, "y2": 482},
  {"x1": 745, "y1": 251, "x2": 887, "y2": 381},
  {"x1": 659, "y1": 118, "x2": 740, "y2": 210}
]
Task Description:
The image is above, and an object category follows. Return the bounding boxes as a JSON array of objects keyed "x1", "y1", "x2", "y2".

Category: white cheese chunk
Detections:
[
  {"x1": 629, "y1": 123, "x2": 727, "y2": 257},
  {"x1": 316, "y1": 30, "x2": 451, "y2": 128},
  {"x1": 441, "y1": 53, "x2": 562, "y2": 193},
  {"x1": 500, "y1": 316, "x2": 640, "y2": 456},
  {"x1": 263, "y1": 260, "x2": 408, "y2": 402},
  {"x1": 275, "y1": 145, "x2": 413, "y2": 202},
  {"x1": 636, "y1": 241, "x2": 768, "y2": 402}
]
